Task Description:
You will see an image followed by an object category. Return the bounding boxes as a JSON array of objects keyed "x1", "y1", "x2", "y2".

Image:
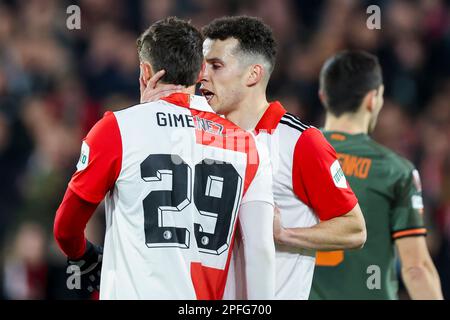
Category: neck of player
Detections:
[
  {"x1": 174, "y1": 84, "x2": 196, "y2": 95},
  {"x1": 225, "y1": 91, "x2": 270, "y2": 131},
  {"x1": 324, "y1": 112, "x2": 370, "y2": 135}
]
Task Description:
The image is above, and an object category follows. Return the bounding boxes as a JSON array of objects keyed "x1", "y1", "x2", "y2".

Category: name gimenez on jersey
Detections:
[
  {"x1": 157, "y1": 111, "x2": 264, "y2": 165},
  {"x1": 157, "y1": 111, "x2": 224, "y2": 135}
]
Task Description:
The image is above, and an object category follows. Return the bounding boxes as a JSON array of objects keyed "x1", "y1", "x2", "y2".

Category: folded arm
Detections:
[{"x1": 274, "y1": 203, "x2": 366, "y2": 251}]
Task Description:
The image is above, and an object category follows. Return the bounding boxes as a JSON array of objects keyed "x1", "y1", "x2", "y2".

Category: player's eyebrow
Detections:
[{"x1": 205, "y1": 57, "x2": 224, "y2": 64}]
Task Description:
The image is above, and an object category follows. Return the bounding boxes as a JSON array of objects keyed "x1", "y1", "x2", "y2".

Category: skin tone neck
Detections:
[
  {"x1": 140, "y1": 62, "x2": 196, "y2": 101},
  {"x1": 225, "y1": 86, "x2": 270, "y2": 131},
  {"x1": 323, "y1": 110, "x2": 370, "y2": 135},
  {"x1": 162, "y1": 84, "x2": 195, "y2": 95}
]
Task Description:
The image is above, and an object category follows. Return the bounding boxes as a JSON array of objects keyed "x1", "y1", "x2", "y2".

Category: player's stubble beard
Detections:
[{"x1": 209, "y1": 89, "x2": 243, "y2": 117}]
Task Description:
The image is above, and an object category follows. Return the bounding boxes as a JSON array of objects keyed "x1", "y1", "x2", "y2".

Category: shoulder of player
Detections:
[
  {"x1": 111, "y1": 101, "x2": 159, "y2": 116},
  {"x1": 278, "y1": 112, "x2": 312, "y2": 133},
  {"x1": 87, "y1": 110, "x2": 119, "y2": 137},
  {"x1": 294, "y1": 126, "x2": 331, "y2": 152},
  {"x1": 364, "y1": 135, "x2": 415, "y2": 167},
  {"x1": 367, "y1": 138, "x2": 416, "y2": 173}
]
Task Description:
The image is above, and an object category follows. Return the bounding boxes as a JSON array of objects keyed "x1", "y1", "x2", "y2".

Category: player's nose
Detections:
[{"x1": 200, "y1": 65, "x2": 210, "y2": 82}]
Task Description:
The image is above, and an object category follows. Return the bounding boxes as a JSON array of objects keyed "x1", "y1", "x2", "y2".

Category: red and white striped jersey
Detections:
[
  {"x1": 225, "y1": 101, "x2": 358, "y2": 300},
  {"x1": 258, "y1": 101, "x2": 357, "y2": 299},
  {"x1": 68, "y1": 93, "x2": 273, "y2": 300}
]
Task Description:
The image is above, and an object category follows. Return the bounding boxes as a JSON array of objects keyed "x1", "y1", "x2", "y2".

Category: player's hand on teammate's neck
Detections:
[{"x1": 140, "y1": 69, "x2": 192, "y2": 104}]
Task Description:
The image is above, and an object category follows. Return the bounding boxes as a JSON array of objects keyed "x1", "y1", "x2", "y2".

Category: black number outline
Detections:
[
  {"x1": 140, "y1": 154, "x2": 243, "y2": 255},
  {"x1": 194, "y1": 159, "x2": 242, "y2": 255},
  {"x1": 141, "y1": 154, "x2": 192, "y2": 249}
]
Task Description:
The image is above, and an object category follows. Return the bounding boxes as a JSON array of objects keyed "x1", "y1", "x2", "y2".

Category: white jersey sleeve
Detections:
[
  {"x1": 239, "y1": 201, "x2": 276, "y2": 299},
  {"x1": 223, "y1": 200, "x2": 276, "y2": 300},
  {"x1": 224, "y1": 139, "x2": 275, "y2": 300}
]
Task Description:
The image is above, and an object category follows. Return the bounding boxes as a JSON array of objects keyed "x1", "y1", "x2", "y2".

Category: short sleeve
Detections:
[
  {"x1": 241, "y1": 139, "x2": 274, "y2": 206},
  {"x1": 292, "y1": 128, "x2": 358, "y2": 221},
  {"x1": 68, "y1": 111, "x2": 122, "y2": 203},
  {"x1": 391, "y1": 168, "x2": 426, "y2": 239}
]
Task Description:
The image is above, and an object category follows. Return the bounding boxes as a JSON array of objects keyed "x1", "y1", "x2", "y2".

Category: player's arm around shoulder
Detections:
[
  {"x1": 239, "y1": 137, "x2": 276, "y2": 299},
  {"x1": 274, "y1": 127, "x2": 366, "y2": 251}
]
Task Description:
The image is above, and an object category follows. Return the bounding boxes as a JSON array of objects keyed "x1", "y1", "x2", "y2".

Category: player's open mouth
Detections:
[{"x1": 200, "y1": 88, "x2": 215, "y2": 103}]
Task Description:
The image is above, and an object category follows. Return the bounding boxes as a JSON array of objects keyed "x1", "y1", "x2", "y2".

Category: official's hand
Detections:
[
  {"x1": 140, "y1": 70, "x2": 184, "y2": 103},
  {"x1": 67, "y1": 240, "x2": 103, "y2": 293}
]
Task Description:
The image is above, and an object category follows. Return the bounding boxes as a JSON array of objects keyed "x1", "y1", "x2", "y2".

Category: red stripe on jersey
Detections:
[
  {"x1": 190, "y1": 263, "x2": 224, "y2": 300},
  {"x1": 189, "y1": 109, "x2": 259, "y2": 198},
  {"x1": 254, "y1": 101, "x2": 286, "y2": 134},
  {"x1": 69, "y1": 111, "x2": 123, "y2": 203},
  {"x1": 188, "y1": 109, "x2": 259, "y2": 300},
  {"x1": 160, "y1": 95, "x2": 261, "y2": 299},
  {"x1": 292, "y1": 127, "x2": 358, "y2": 221},
  {"x1": 161, "y1": 93, "x2": 260, "y2": 193},
  {"x1": 161, "y1": 92, "x2": 190, "y2": 108},
  {"x1": 190, "y1": 217, "x2": 240, "y2": 300}
]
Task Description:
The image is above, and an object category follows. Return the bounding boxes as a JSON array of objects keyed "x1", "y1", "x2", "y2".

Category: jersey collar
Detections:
[
  {"x1": 254, "y1": 101, "x2": 286, "y2": 134},
  {"x1": 161, "y1": 93, "x2": 191, "y2": 108}
]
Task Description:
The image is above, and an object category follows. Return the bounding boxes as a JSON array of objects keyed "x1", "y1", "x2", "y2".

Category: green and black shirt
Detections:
[{"x1": 310, "y1": 132, "x2": 426, "y2": 300}]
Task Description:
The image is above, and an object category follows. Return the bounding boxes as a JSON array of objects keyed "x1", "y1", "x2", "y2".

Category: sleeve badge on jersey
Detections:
[
  {"x1": 412, "y1": 169, "x2": 422, "y2": 192},
  {"x1": 330, "y1": 159, "x2": 347, "y2": 189},
  {"x1": 411, "y1": 195, "x2": 424, "y2": 212},
  {"x1": 76, "y1": 141, "x2": 90, "y2": 171}
]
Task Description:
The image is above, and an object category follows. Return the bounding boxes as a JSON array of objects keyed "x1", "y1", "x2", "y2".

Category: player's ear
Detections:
[
  {"x1": 364, "y1": 90, "x2": 377, "y2": 112},
  {"x1": 140, "y1": 62, "x2": 154, "y2": 87},
  {"x1": 318, "y1": 90, "x2": 327, "y2": 106},
  {"x1": 246, "y1": 64, "x2": 264, "y2": 87}
]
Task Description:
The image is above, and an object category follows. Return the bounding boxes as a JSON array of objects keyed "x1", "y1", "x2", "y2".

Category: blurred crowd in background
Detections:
[{"x1": 0, "y1": 0, "x2": 449, "y2": 299}]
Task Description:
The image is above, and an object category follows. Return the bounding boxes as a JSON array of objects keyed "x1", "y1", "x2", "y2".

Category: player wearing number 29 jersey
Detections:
[
  {"x1": 56, "y1": 93, "x2": 274, "y2": 299},
  {"x1": 54, "y1": 17, "x2": 276, "y2": 300},
  {"x1": 92, "y1": 94, "x2": 274, "y2": 299}
]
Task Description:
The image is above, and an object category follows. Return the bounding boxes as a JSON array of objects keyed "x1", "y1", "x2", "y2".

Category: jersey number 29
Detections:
[{"x1": 140, "y1": 154, "x2": 242, "y2": 256}]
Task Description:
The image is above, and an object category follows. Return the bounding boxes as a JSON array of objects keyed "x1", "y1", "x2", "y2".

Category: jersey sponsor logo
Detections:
[
  {"x1": 330, "y1": 160, "x2": 347, "y2": 189},
  {"x1": 337, "y1": 153, "x2": 372, "y2": 179},
  {"x1": 76, "y1": 141, "x2": 90, "y2": 171},
  {"x1": 412, "y1": 169, "x2": 422, "y2": 192},
  {"x1": 194, "y1": 117, "x2": 224, "y2": 135}
]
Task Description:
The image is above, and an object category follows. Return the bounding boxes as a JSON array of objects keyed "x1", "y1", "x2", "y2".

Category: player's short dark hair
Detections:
[
  {"x1": 137, "y1": 17, "x2": 203, "y2": 86},
  {"x1": 202, "y1": 16, "x2": 277, "y2": 74},
  {"x1": 320, "y1": 50, "x2": 383, "y2": 117}
]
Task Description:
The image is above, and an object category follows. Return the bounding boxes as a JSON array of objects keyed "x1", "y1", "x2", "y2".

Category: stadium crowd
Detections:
[{"x1": 0, "y1": 0, "x2": 449, "y2": 299}]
